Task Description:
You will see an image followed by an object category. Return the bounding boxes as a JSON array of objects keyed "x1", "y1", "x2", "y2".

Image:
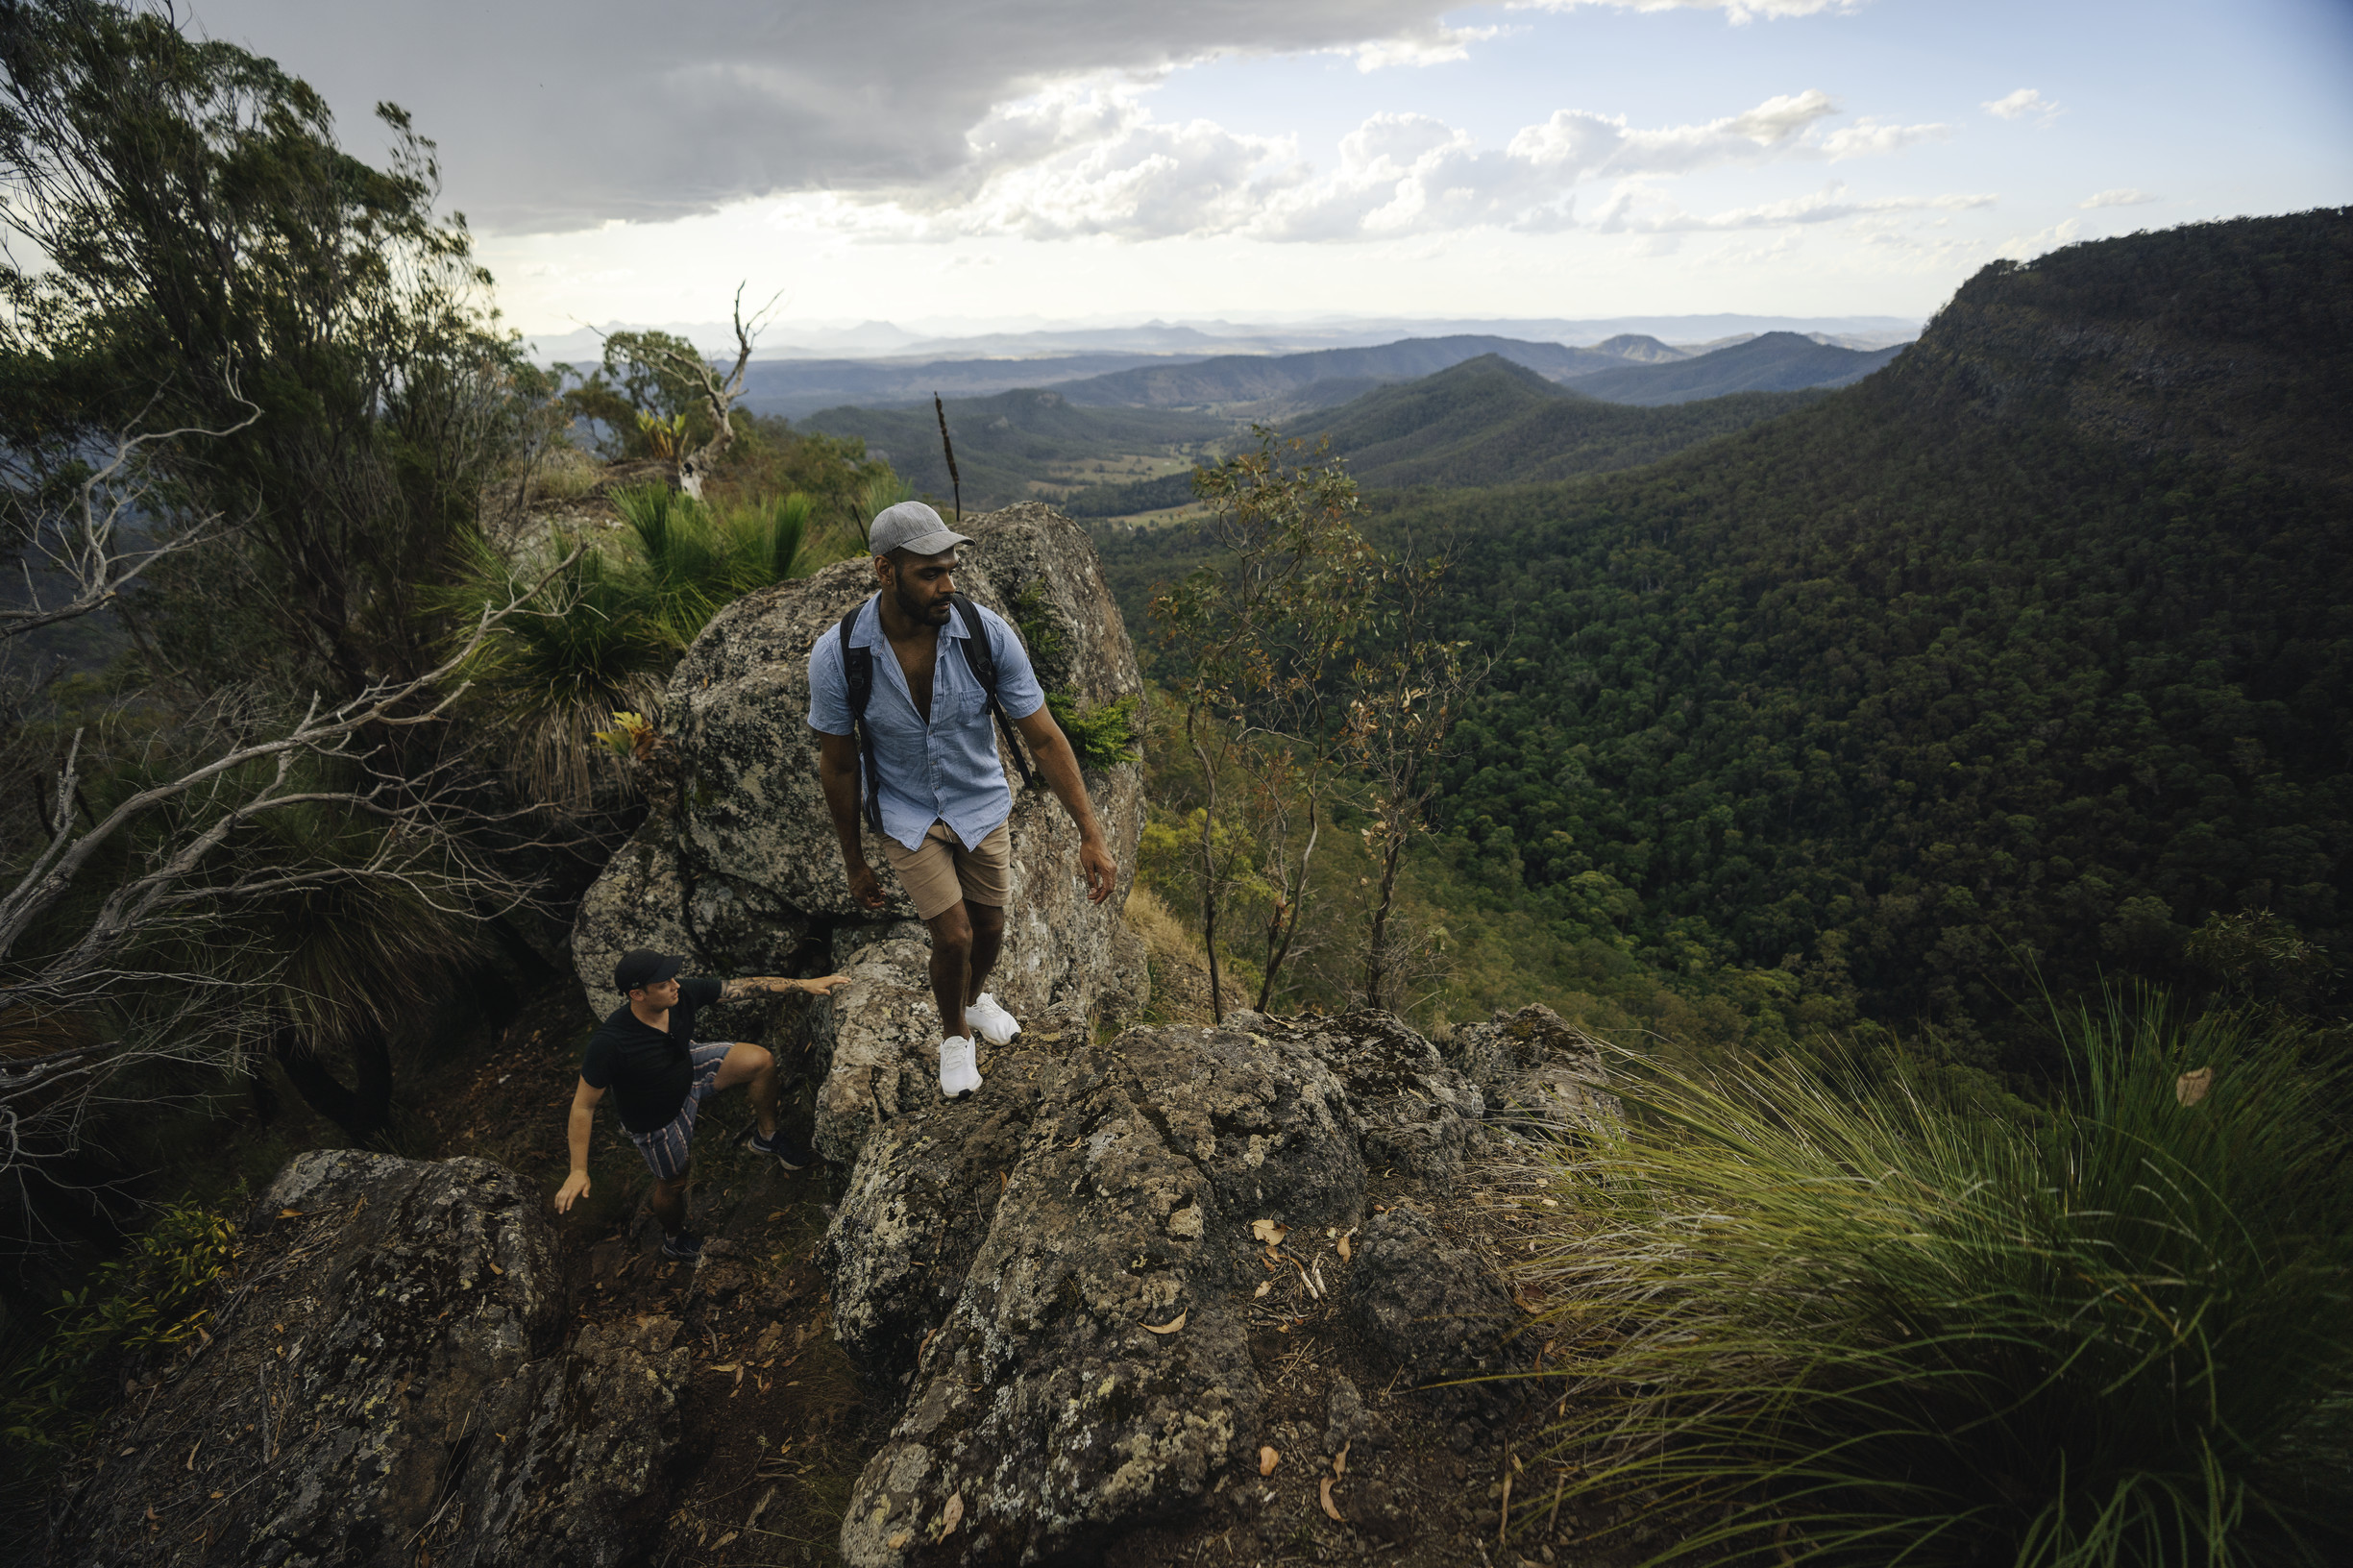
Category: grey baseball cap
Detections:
[{"x1": 869, "y1": 501, "x2": 972, "y2": 558}]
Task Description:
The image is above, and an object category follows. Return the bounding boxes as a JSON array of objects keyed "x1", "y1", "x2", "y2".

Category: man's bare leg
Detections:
[
  {"x1": 965, "y1": 902, "x2": 1005, "y2": 1009},
  {"x1": 713, "y1": 1041, "x2": 779, "y2": 1139},
  {"x1": 650, "y1": 1173, "x2": 689, "y2": 1237},
  {"x1": 927, "y1": 902, "x2": 974, "y2": 1040}
]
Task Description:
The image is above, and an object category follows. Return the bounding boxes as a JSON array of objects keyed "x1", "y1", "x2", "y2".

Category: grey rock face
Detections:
[
  {"x1": 569, "y1": 502, "x2": 1147, "y2": 1126},
  {"x1": 50, "y1": 1151, "x2": 685, "y2": 1568},
  {"x1": 827, "y1": 1010, "x2": 1544, "y2": 1566},
  {"x1": 1344, "y1": 1203, "x2": 1523, "y2": 1430},
  {"x1": 1447, "y1": 1003, "x2": 1624, "y2": 1135},
  {"x1": 824, "y1": 1008, "x2": 1076, "y2": 1378}
]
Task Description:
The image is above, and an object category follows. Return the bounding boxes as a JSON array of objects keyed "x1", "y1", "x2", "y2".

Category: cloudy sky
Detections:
[{"x1": 187, "y1": 0, "x2": 2353, "y2": 338}]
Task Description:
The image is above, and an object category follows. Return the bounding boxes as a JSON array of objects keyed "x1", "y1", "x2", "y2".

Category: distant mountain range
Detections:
[
  {"x1": 522, "y1": 313, "x2": 1922, "y2": 370},
  {"x1": 736, "y1": 355, "x2": 1177, "y2": 420},
  {"x1": 798, "y1": 390, "x2": 1226, "y2": 511},
  {"x1": 800, "y1": 329, "x2": 1915, "y2": 511},
  {"x1": 1050, "y1": 335, "x2": 1633, "y2": 412},
  {"x1": 1557, "y1": 331, "x2": 1906, "y2": 405},
  {"x1": 1055, "y1": 355, "x2": 1831, "y2": 512}
]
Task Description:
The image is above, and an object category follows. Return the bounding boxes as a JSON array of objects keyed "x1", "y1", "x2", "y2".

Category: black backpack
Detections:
[{"x1": 837, "y1": 592, "x2": 1036, "y2": 833}]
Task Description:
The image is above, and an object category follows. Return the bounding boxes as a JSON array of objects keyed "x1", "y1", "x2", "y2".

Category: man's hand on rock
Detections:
[
  {"x1": 802, "y1": 973, "x2": 853, "y2": 997},
  {"x1": 1080, "y1": 837, "x2": 1116, "y2": 905},
  {"x1": 846, "y1": 859, "x2": 888, "y2": 911},
  {"x1": 554, "y1": 1170, "x2": 590, "y2": 1213}
]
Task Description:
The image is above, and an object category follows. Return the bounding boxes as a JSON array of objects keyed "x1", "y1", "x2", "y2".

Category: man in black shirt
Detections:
[{"x1": 553, "y1": 948, "x2": 848, "y2": 1261}]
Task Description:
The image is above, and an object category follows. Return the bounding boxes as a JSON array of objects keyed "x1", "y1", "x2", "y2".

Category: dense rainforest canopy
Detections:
[{"x1": 1101, "y1": 210, "x2": 2353, "y2": 1070}]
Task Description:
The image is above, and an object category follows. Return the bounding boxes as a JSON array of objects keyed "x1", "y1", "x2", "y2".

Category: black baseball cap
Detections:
[{"x1": 614, "y1": 948, "x2": 684, "y2": 994}]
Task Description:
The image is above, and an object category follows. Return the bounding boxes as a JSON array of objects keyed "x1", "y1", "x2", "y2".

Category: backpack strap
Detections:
[
  {"x1": 951, "y1": 593, "x2": 1038, "y2": 791},
  {"x1": 837, "y1": 598, "x2": 883, "y2": 833}
]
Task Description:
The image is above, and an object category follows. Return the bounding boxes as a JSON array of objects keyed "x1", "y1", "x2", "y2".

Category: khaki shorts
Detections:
[{"x1": 883, "y1": 820, "x2": 1011, "y2": 920}]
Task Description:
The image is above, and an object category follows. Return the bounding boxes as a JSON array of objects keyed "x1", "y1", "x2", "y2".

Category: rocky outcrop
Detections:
[
  {"x1": 1447, "y1": 1003, "x2": 1624, "y2": 1136},
  {"x1": 49, "y1": 1151, "x2": 687, "y2": 1568},
  {"x1": 821, "y1": 1004, "x2": 1615, "y2": 1565},
  {"x1": 572, "y1": 502, "x2": 1147, "y2": 1051}
]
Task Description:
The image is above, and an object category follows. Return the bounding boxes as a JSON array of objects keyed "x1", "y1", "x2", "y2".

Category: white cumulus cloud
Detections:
[
  {"x1": 1346, "y1": 23, "x2": 1507, "y2": 70},
  {"x1": 1593, "y1": 181, "x2": 1996, "y2": 233},
  {"x1": 841, "y1": 87, "x2": 1954, "y2": 244},
  {"x1": 2080, "y1": 187, "x2": 2159, "y2": 208},
  {"x1": 1513, "y1": 0, "x2": 1867, "y2": 22},
  {"x1": 1820, "y1": 117, "x2": 1950, "y2": 159},
  {"x1": 1983, "y1": 87, "x2": 2064, "y2": 126}
]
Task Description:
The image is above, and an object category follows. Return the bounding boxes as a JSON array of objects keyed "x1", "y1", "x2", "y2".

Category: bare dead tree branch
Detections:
[
  {"x1": 0, "y1": 551, "x2": 584, "y2": 1180},
  {"x1": 1, "y1": 400, "x2": 261, "y2": 641},
  {"x1": 669, "y1": 282, "x2": 783, "y2": 499}
]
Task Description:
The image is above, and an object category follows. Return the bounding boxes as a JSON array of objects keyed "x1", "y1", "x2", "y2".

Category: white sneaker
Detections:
[
  {"x1": 939, "y1": 1035, "x2": 984, "y2": 1099},
  {"x1": 968, "y1": 992, "x2": 1021, "y2": 1046}
]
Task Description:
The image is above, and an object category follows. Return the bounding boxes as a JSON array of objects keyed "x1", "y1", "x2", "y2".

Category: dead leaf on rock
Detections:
[
  {"x1": 1260, "y1": 1445, "x2": 1280, "y2": 1476},
  {"x1": 1320, "y1": 1477, "x2": 1344, "y2": 1522},
  {"x1": 1143, "y1": 1311, "x2": 1188, "y2": 1335},
  {"x1": 939, "y1": 1493, "x2": 965, "y2": 1537},
  {"x1": 886, "y1": 1529, "x2": 911, "y2": 1550},
  {"x1": 1253, "y1": 1280, "x2": 1271, "y2": 1298},
  {"x1": 1336, "y1": 1234, "x2": 1352, "y2": 1262},
  {"x1": 1251, "y1": 1218, "x2": 1288, "y2": 1246},
  {"x1": 1335, "y1": 1441, "x2": 1351, "y2": 1478},
  {"x1": 714, "y1": 1531, "x2": 738, "y2": 1549}
]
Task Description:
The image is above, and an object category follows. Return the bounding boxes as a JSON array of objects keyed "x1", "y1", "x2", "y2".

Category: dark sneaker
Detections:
[
  {"x1": 748, "y1": 1124, "x2": 816, "y2": 1172},
  {"x1": 659, "y1": 1229, "x2": 703, "y2": 1262}
]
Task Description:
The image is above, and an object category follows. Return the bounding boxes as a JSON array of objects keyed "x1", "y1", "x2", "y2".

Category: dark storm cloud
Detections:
[{"x1": 184, "y1": 0, "x2": 1464, "y2": 233}]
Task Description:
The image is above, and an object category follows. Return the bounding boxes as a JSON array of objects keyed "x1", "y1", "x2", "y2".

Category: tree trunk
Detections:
[
  {"x1": 269, "y1": 1014, "x2": 393, "y2": 1146},
  {"x1": 1362, "y1": 829, "x2": 1407, "y2": 1011},
  {"x1": 1258, "y1": 803, "x2": 1316, "y2": 1013},
  {"x1": 1189, "y1": 720, "x2": 1224, "y2": 1023}
]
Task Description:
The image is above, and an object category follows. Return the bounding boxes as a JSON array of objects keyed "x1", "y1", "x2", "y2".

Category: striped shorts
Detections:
[{"x1": 626, "y1": 1042, "x2": 729, "y2": 1182}]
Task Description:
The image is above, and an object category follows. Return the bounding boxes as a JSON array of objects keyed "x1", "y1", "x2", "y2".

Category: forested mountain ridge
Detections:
[
  {"x1": 1053, "y1": 333, "x2": 1629, "y2": 409},
  {"x1": 1384, "y1": 210, "x2": 2353, "y2": 1059},
  {"x1": 1308, "y1": 356, "x2": 1821, "y2": 488},
  {"x1": 1558, "y1": 330, "x2": 1905, "y2": 404},
  {"x1": 1063, "y1": 357, "x2": 1819, "y2": 512},
  {"x1": 1885, "y1": 219, "x2": 2352, "y2": 483}
]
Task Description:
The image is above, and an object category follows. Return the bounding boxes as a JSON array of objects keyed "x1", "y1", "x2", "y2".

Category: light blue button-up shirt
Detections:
[{"x1": 807, "y1": 595, "x2": 1047, "y2": 853}]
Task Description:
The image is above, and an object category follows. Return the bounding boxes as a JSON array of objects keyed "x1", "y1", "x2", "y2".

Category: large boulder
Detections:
[
  {"x1": 822, "y1": 1007, "x2": 1602, "y2": 1566},
  {"x1": 573, "y1": 502, "x2": 1146, "y2": 1067},
  {"x1": 49, "y1": 1151, "x2": 687, "y2": 1568}
]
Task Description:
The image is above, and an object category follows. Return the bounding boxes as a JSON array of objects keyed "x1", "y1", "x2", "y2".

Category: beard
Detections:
[{"x1": 892, "y1": 578, "x2": 950, "y2": 624}]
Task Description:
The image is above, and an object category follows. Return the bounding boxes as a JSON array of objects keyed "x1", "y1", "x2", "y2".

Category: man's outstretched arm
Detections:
[
  {"x1": 1013, "y1": 708, "x2": 1115, "y2": 904},
  {"x1": 720, "y1": 974, "x2": 851, "y2": 1001}
]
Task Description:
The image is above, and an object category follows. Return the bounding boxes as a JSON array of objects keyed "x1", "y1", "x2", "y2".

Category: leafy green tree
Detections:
[
  {"x1": 0, "y1": 0, "x2": 525, "y2": 696},
  {"x1": 1150, "y1": 430, "x2": 1376, "y2": 1019}
]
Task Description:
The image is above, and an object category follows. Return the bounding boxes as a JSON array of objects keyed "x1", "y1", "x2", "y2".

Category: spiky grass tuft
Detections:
[{"x1": 1516, "y1": 992, "x2": 2353, "y2": 1566}]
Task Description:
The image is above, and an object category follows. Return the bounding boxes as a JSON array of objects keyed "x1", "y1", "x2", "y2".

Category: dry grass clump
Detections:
[{"x1": 1511, "y1": 993, "x2": 2353, "y2": 1566}]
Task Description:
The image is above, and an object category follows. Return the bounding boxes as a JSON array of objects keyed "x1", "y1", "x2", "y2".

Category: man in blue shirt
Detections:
[{"x1": 808, "y1": 502, "x2": 1116, "y2": 1099}]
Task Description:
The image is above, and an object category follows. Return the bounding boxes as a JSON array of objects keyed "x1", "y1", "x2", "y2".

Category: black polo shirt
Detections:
[{"x1": 579, "y1": 976, "x2": 723, "y2": 1134}]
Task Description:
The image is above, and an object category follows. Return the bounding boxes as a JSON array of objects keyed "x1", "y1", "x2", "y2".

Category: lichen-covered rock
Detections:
[
  {"x1": 806, "y1": 938, "x2": 947, "y2": 1164},
  {"x1": 1343, "y1": 1203, "x2": 1525, "y2": 1434},
  {"x1": 572, "y1": 823, "x2": 698, "y2": 1019},
  {"x1": 1249, "y1": 1008, "x2": 1489, "y2": 1184},
  {"x1": 833, "y1": 1020, "x2": 1372, "y2": 1567},
  {"x1": 823, "y1": 1009, "x2": 1076, "y2": 1379},
  {"x1": 1447, "y1": 1003, "x2": 1623, "y2": 1136},
  {"x1": 49, "y1": 1151, "x2": 685, "y2": 1568},
  {"x1": 568, "y1": 502, "x2": 1148, "y2": 1116}
]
